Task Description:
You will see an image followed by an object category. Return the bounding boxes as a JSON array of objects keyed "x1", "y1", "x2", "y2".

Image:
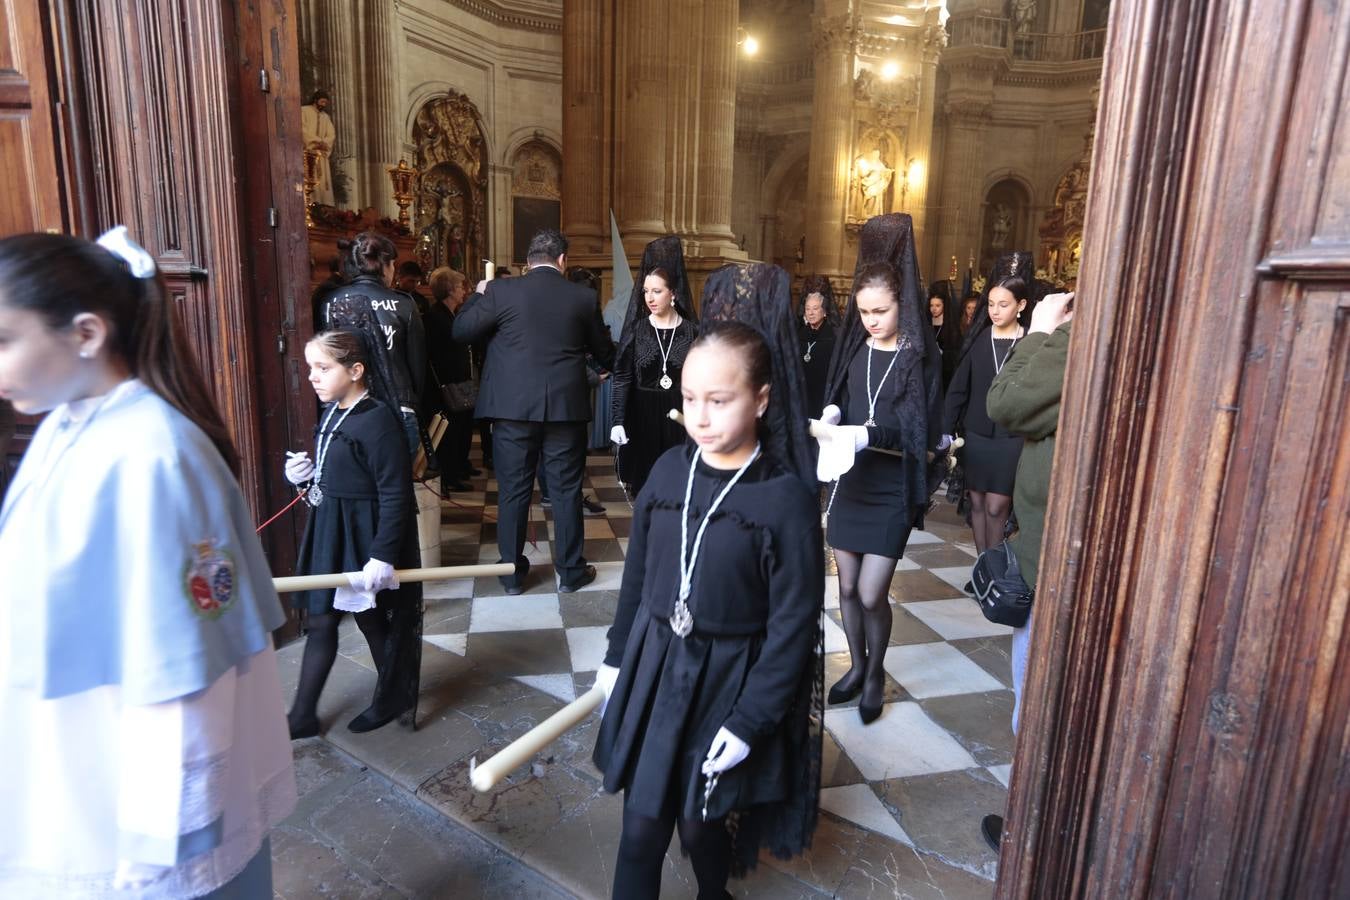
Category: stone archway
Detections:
[
  {"x1": 412, "y1": 91, "x2": 489, "y2": 279},
  {"x1": 980, "y1": 176, "x2": 1033, "y2": 274},
  {"x1": 509, "y1": 139, "x2": 562, "y2": 264}
]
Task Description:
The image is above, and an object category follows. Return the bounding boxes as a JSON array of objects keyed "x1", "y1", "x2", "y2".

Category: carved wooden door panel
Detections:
[
  {"x1": 999, "y1": 1, "x2": 1350, "y2": 897},
  {"x1": 0, "y1": 0, "x2": 63, "y2": 235}
]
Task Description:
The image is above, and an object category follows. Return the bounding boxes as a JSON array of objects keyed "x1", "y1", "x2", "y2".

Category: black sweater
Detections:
[
  {"x1": 604, "y1": 446, "x2": 824, "y2": 741},
  {"x1": 313, "y1": 398, "x2": 413, "y2": 564},
  {"x1": 944, "y1": 334, "x2": 1020, "y2": 439},
  {"x1": 612, "y1": 318, "x2": 698, "y2": 426}
]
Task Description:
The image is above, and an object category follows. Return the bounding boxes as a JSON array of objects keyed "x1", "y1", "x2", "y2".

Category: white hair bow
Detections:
[{"x1": 96, "y1": 226, "x2": 157, "y2": 279}]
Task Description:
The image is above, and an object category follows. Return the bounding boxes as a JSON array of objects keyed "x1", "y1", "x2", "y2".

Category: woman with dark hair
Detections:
[
  {"x1": 321, "y1": 232, "x2": 428, "y2": 457},
  {"x1": 593, "y1": 264, "x2": 823, "y2": 897},
  {"x1": 944, "y1": 252, "x2": 1038, "y2": 560},
  {"x1": 797, "y1": 274, "x2": 839, "y2": 416},
  {"x1": 0, "y1": 229, "x2": 295, "y2": 896},
  {"x1": 818, "y1": 214, "x2": 943, "y2": 725},
  {"x1": 609, "y1": 236, "x2": 699, "y2": 497},
  {"x1": 928, "y1": 279, "x2": 963, "y2": 388},
  {"x1": 284, "y1": 325, "x2": 423, "y2": 739}
]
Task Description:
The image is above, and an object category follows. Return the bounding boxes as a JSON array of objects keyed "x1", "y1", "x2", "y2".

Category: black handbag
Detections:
[
  {"x1": 971, "y1": 540, "x2": 1034, "y2": 627},
  {"x1": 432, "y1": 359, "x2": 477, "y2": 413}
]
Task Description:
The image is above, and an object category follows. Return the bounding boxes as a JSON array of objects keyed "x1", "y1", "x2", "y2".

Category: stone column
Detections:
[
  {"x1": 804, "y1": 10, "x2": 855, "y2": 277},
  {"x1": 933, "y1": 99, "x2": 992, "y2": 279},
  {"x1": 356, "y1": 0, "x2": 402, "y2": 217},
  {"x1": 561, "y1": 0, "x2": 607, "y2": 256},
  {"x1": 612, "y1": 0, "x2": 670, "y2": 243},
  {"x1": 691, "y1": 0, "x2": 739, "y2": 254},
  {"x1": 311, "y1": 0, "x2": 361, "y2": 208},
  {"x1": 907, "y1": 21, "x2": 944, "y2": 275}
]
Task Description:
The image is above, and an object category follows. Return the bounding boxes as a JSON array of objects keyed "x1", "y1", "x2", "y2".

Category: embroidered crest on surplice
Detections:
[{"x1": 183, "y1": 539, "x2": 237, "y2": 618}]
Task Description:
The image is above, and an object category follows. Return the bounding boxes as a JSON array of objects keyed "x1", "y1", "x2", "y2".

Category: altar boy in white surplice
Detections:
[{"x1": 0, "y1": 227, "x2": 296, "y2": 899}]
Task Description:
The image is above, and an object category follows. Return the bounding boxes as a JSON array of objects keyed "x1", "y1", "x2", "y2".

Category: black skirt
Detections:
[
  {"x1": 826, "y1": 449, "x2": 913, "y2": 557},
  {"x1": 292, "y1": 495, "x2": 420, "y2": 616},
  {"x1": 617, "y1": 386, "x2": 686, "y2": 495},
  {"x1": 962, "y1": 432, "x2": 1023, "y2": 495}
]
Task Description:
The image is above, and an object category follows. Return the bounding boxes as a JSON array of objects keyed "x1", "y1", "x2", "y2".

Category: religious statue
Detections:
[
  {"x1": 991, "y1": 204, "x2": 1013, "y2": 249},
  {"x1": 1012, "y1": 0, "x2": 1038, "y2": 35},
  {"x1": 854, "y1": 150, "x2": 894, "y2": 219},
  {"x1": 301, "y1": 90, "x2": 336, "y2": 207}
]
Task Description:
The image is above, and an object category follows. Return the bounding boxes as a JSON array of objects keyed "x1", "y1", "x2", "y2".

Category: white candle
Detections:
[{"x1": 484, "y1": 260, "x2": 495, "y2": 281}]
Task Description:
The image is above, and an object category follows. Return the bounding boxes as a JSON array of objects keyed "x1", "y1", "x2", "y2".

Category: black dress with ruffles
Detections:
[
  {"x1": 594, "y1": 445, "x2": 824, "y2": 875},
  {"x1": 292, "y1": 397, "x2": 424, "y2": 716},
  {"x1": 611, "y1": 318, "x2": 698, "y2": 495}
]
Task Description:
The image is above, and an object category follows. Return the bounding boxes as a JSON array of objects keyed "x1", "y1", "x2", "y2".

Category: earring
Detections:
[{"x1": 79, "y1": 349, "x2": 93, "y2": 359}]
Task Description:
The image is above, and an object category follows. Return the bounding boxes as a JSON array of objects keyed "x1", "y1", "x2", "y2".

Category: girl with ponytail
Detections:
[{"x1": 0, "y1": 229, "x2": 295, "y2": 897}]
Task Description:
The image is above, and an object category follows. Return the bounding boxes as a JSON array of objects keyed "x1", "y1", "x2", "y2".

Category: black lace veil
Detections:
[
  {"x1": 614, "y1": 235, "x2": 697, "y2": 380},
  {"x1": 324, "y1": 296, "x2": 403, "y2": 415},
  {"x1": 954, "y1": 250, "x2": 1040, "y2": 363},
  {"x1": 698, "y1": 263, "x2": 815, "y2": 491}
]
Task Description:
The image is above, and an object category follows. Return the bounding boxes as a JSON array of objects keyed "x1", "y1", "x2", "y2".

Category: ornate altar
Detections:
[
  {"x1": 412, "y1": 91, "x2": 489, "y2": 279},
  {"x1": 846, "y1": 69, "x2": 920, "y2": 234},
  {"x1": 306, "y1": 206, "x2": 414, "y2": 294},
  {"x1": 1040, "y1": 120, "x2": 1094, "y2": 285}
]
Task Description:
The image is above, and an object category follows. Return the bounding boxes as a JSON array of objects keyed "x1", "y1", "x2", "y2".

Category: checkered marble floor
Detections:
[{"x1": 277, "y1": 440, "x2": 1007, "y2": 898}]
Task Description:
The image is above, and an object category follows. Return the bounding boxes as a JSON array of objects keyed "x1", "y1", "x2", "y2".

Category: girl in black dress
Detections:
[
  {"x1": 611, "y1": 235, "x2": 699, "y2": 497},
  {"x1": 797, "y1": 274, "x2": 839, "y2": 416},
  {"x1": 284, "y1": 328, "x2": 423, "y2": 738},
  {"x1": 928, "y1": 280, "x2": 963, "y2": 389},
  {"x1": 945, "y1": 252, "x2": 1038, "y2": 554},
  {"x1": 594, "y1": 264, "x2": 823, "y2": 899},
  {"x1": 819, "y1": 214, "x2": 943, "y2": 725}
]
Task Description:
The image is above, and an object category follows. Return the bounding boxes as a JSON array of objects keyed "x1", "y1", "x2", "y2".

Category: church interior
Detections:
[{"x1": 1, "y1": 0, "x2": 1346, "y2": 897}]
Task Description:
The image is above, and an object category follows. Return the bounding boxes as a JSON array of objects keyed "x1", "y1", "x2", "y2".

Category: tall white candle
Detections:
[{"x1": 484, "y1": 260, "x2": 495, "y2": 281}]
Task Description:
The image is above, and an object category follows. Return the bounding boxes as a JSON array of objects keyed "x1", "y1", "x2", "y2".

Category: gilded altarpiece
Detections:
[
  {"x1": 847, "y1": 70, "x2": 920, "y2": 234},
  {"x1": 413, "y1": 92, "x2": 489, "y2": 278},
  {"x1": 510, "y1": 140, "x2": 562, "y2": 264}
]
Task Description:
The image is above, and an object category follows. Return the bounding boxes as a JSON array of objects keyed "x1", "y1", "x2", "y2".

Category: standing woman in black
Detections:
[
  {"x1": 609, "y1": 235, "x2": 699, "y2": 497},
  {"x1": 797, "y1": 274, "x2": 839, "y2": 416},
  {"x1": 944, "y1": 252, "x2": 1038, "y2": 555},
  {"x1": 818, "y1": 214, "x2": 943, "y2": 724},
  {"x1": 928, "y1": 279, "x2": 963, "y2": 389}
]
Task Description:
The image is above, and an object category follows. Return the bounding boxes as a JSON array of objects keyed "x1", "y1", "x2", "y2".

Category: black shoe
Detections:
[
  {"x1": 827, "y1": 672, "x2": 863, "y2": 705},
  {"x1": 859, "y1": 701, "x2": 883, "y2": 724},
  {"x1": 347, "y1": 702, "x2": 412, "y2": 734},
  {"x1": 981, "y1": 814, "x2": 1003, "y2": 851},
  {"x1": 502, "y1": 557, "x2": 530, "y2": 595},
  {"x1": 466, "y1": 466, "x2": 483, "y2": 477},
  {"x1": 964, "y1": 580, "x2": 975, "y2": 595},
  {"x1": 582, "y1": 495, "x2": 606, "y2": 516},
  {"x1": 287, "y1": 713, "x2": 320, "y2": 740},
  {"x1": 559, "y1": 564, "x2": 597, "y2": 593},
  {"x1": 442, "y1": 479, "x2": 473, "y2": 492}
]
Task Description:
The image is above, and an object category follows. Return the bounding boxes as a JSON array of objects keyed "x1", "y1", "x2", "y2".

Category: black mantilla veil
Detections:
[
  {"x1": 954, "y1": 250, "x2": 1040, "y2": 364},
  {"x1": 796, "y1": 273, "x2": 841, "y2": 325},
  {"x1": 614, "y1": 235, "x2": 697, "y2": 378},
  {"x1": 822, "y1": 214, "x2": 943, "y2": 518},
  {"x1": 696, "y1": 262, "x2": 822, "y2": 873},
  {"x1": 314, "y1": 295, "x2": 423, "y2": 728}
]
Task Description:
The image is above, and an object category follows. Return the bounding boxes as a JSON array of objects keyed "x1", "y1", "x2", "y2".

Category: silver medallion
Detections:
[
  {"x1": 659, "y1": 373, "x2": 674, "y2": 390},
  {"x1": 863, "y1": 418, "x2": 875, "y2": 427},
  {"x1": 803, "y1": 353, "x2": 812, "y2": 362},
  {"x1": 307, "y1": 484, "x2": 324, "y2": 506},
  {"x1": 670, "y1": 596, "x2": 694, "y2": 638}
]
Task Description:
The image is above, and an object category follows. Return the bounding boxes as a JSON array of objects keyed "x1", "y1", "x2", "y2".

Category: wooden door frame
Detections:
[{"x1": 998, "y1": 0, "x2": 1349, "y2": 896}]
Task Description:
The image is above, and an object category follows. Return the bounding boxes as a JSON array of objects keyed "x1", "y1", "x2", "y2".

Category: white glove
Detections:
[
  {"x1": 362, "y1": 558, "x2": 398, "y2": 592},
  {"x1": 820, "y1": 404, "x2": 842, "y2": 426},
  {"x1": 610, "y1": 425, "x2": 629, "y2": 446},
  {"x1": 702, "y1": 726, "x2": 750, "y2": 776},
  {"x1": 814, "y1": 421, "x2": 859, "y2": 482},
  {"x1": 284, "y1": 451, "x2": 314, "y2": 485},
  {"x1": 594, "y1": 663, "x2": 620, "y2": 716},
  {"x1": 846, "y1": 425, "x2": 870, "y2": 452},
  {"x1": 113, "y1": 860, "x2": 170, "y2": 891}
]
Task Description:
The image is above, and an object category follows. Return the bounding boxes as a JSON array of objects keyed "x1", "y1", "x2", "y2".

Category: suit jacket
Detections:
[{"x1": 452, "y1": 266, "x2": 615, "y2": 422}]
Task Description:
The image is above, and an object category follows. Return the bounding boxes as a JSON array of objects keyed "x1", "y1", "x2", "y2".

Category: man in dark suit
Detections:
[{"x1": 453, "y1": 228, "x2": 615, "y2": 594}]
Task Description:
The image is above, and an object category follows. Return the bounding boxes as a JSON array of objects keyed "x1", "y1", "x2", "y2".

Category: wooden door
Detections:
[
  {"x1": 999, "y1": 1, "x2": 1350, "y2": 897},
  {"x1": 0, "y1": 0, "x2": 64, "y2": 235}
]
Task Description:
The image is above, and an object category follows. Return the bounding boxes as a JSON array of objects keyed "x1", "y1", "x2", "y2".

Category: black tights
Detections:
[
  {"x1": 613, "y1": 800, "x2": 731, "y2": 899},
  {"x1": 968, "y1": 490, "x2": 1013, "y2": 552},
  {"x1": 288, "y1": 610, "x2": 389, "y2": 727},
  {"x1": 834, "y1": 549, "x2": 899, "y2": 708}
]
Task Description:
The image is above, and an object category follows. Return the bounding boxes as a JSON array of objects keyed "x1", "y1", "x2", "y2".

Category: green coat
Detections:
[{"x1": 984, "y1": 322, "x2": 1072, "y2": 590}]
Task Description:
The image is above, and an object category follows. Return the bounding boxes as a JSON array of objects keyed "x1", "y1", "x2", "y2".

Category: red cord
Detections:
[{"x1": 255, "y1": 490, "x2": 307, "y2": 533}]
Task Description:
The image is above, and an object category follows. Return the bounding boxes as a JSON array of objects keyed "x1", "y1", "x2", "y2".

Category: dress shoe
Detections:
[
  {"x1": 827, "y1": 673, "x2": 863, "y2": 705},
  {"x1": 559, "y1": 564, "x2": 597, "y2": 593},
  {"x1": 347, "y1": 702, "x2": 412, "y2": 734},
  {"x1": 964, "y1": 580, "x2": 975, "y2": 595},
  {"x1": 582, "y1": 495, "x2": 606, "y2": 516},
  {"x1": 442, "y1": 479, "x2": 473, "y2": 492},
  {"x1": 501, "y1": 557, "x2": 530, "y2": 595},
  {"x1": 466, "y1": 466, "x2": 483, "y2": 477},
  {"x1": 858, "y1": 701, "x2": 883, "y2": 724},
  {"x1": 981, "y1": 814, "x2": 1004, "y2": 851},
  {"x1": 287, "y1": 713, "x2": 320, "y2": 740}
]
